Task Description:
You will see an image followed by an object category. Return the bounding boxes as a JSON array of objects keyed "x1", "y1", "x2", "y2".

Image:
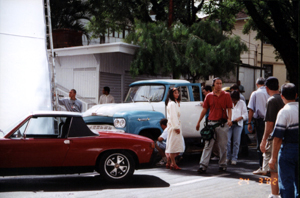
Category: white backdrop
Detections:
[{"x1": 0, "y1": 0, "x2": 52, "y2": 131}]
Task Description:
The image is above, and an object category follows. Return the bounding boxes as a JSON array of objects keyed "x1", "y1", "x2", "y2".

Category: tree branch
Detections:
[{"x1": 242, "y1": 1, "x2": 280, "y2": 45}]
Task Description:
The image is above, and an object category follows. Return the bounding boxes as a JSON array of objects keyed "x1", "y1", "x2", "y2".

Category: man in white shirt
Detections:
[
  {"x1": 156, "y1": 118, "x2": 168, "y2": 166},
  {"x1": 156, "y1": 118, "x2": 185, "y2": 166},
  {"x1": 247, "y1": 77, "x2": 270, "y2": 175},
  {"x1": 99, "y1": 86, "x2": 115, "y2": 104},
  {"x1": 269, "y1": 83, "x2": 298, "y2": 198}
]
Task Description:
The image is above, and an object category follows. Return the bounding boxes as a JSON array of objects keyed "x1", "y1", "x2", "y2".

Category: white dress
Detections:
[{"x1": 165, "y1": 101, "x2": 184, "y2": 154}]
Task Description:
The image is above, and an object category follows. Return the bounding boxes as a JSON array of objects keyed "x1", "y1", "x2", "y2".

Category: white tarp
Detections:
[{"x1": 0, "y1": 0, "x2": 52, "y2": 131}]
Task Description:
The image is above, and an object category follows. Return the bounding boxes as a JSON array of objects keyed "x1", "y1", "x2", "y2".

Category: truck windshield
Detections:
[{"x1": 124, "y1": 85, "x2": 165, "y2": 102}]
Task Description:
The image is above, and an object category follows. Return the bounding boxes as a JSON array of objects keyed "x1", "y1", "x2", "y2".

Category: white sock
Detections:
[{"x1": 271, "y1": 194, "x2": 280, "y2": 198}]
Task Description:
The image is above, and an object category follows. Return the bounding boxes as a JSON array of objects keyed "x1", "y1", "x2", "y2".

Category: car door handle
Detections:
[
  {"x1": 195, "y1": 104, "x2": 201, "y2": 106},
  {"x1": 64, "y1": 140, "x2": 70, "y2": 144}
]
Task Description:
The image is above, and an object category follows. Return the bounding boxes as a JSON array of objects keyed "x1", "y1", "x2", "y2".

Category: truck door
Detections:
[{"x1": 175, "y1": 84, "x2": 205, "y2": 138}]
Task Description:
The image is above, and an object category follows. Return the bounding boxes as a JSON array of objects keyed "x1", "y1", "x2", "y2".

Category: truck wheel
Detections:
[
  {"x1": 139, "y1": 132, "x2": 154, "y2": 140},
  {"x1": 98, "y1": 151, "x2": 135, "y2": 182}
]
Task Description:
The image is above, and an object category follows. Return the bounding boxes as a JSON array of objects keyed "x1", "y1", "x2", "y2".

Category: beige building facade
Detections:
[{"x1": 233, "y1": 13, "x2": 288, "y2": 87}]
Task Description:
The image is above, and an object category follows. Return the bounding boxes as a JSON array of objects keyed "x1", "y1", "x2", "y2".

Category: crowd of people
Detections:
[
  {"x1": 57, "y1": 78, "x2": 298, "y2": 198},
  {"x1": 155, "y1": 77, "x2": 298, "y2": 198},
  {"x1": 56, "y1": 86, "x2": 115, "y2": 112}
]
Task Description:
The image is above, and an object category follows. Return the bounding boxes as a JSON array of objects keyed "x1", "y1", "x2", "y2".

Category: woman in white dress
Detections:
[{"x1": 165, "y1": 88, "x2": 184, "y2": 170}]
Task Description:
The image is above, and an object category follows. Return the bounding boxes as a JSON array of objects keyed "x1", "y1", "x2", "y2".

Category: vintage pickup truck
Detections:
[{"x1": 83, "y1": 79, "x2": 205, "y2": 142}]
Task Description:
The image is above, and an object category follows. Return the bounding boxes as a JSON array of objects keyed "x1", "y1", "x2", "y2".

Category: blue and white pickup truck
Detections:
[{"x1": 83, "y1": 79, "x2": 205, "y2": 141}]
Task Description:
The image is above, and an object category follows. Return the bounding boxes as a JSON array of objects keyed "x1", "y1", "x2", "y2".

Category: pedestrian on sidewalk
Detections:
[
  {"x1": 247, "y1": 77, "x2": 270, "y2": 175},
  {"x1": 260, "y1": 77, "x2": 284, "y2": 198},
  {"x1": 269, "y1": 83, "x2": 298, "y2": 198},
  {"x1": 165, "y1": 88, "x2": 184, "y2": 170},
  {"x1": 226, "y1": 90, "x2": 248, "y2": 165},
  {"x1": 196, "y1": 77, "x2": 233, "y2": 173}
]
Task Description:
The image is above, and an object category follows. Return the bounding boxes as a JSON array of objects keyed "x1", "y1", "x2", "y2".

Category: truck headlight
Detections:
[{"x1": 114, "y1": 118, "x2": 126, "y2": 128}]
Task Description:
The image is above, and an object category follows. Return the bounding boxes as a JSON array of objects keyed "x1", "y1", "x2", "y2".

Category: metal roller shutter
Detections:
[{"x1": 100, "y1": 72, "x2": 122, "y2": 103}]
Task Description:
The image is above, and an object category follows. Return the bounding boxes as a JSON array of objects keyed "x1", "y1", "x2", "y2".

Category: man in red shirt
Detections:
[{"x1": 196, "y1": 77, "x2": 233, "y2": 173}]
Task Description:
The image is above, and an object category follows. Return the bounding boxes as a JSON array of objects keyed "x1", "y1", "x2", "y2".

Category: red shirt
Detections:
[{"x1": 203, "y1": 91, "x2": 233, "y2": 121}]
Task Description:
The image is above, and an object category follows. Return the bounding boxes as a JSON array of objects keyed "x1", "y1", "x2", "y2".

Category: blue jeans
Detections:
[
  {"x1": 227, "y1": 124, "x2": 243, "y2": 161},
  {"x1": 278, "y1": 143, "x2": 299, "y2": 198}
]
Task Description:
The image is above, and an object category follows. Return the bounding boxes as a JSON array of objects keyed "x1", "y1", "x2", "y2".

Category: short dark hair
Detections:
[
  {"x1": 230, "y1": 84, "x2": 239, "y2": 91},
  {"x1": 212, "y1": 77, "x2": 221, "y2": 87},
  {"x1": 71, "y1": 89, "x2": 76, "y2": 94},
  {"x1": 281, "y1": 83, "x2": 297, "y2": 100},
  {"x1": 230, "y1": 90, "x2": 240, "y2": 101},
  {"x1": 103, "y1": 86, "x2": 110, "y2": 94},
  {"x1": 256, "y1": 77, "x2": 265, "y2": 85},
  {"x1": 160, "y1": 118, "x2": 168, "y2": 126},
  {"x1": 165, "y1": 87, "x2": 181, "y2": 106},
  {"x1": 203, "y1": 85, "x2": 212, "y2": 92},
  {"x1": 265, "y1": 77, "x2": 279, "y2": 91}
]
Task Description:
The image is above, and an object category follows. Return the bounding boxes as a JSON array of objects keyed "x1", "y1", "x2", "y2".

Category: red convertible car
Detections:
[{"x1": 0, "y1": 111, "x2": 156, "y2": 182}]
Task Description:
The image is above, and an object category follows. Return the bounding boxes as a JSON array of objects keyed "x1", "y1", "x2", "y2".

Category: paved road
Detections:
[{"x1": 0, "y1": 145, "x2": 272, "y2": 198}]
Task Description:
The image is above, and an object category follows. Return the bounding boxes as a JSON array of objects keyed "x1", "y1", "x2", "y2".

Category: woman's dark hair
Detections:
[
  {"x1": 281, "y1": 83, "x2": 297, "y2": 100},
  {"x1": 165, "y1": 87, "x2": 181, "y2": 106},
  {"x1": 230, "y1": 90, "x2": 240, "y2": 101}
]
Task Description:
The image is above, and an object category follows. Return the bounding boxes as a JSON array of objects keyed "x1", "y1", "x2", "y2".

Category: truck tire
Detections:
[{"x1": 139, "y1": 131, "x2": 154, "y2": 140}]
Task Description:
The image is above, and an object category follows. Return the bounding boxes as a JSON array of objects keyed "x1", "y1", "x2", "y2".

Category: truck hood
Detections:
[{"x1": 83, "y1": 103, "x2": 154, "y2": 117}]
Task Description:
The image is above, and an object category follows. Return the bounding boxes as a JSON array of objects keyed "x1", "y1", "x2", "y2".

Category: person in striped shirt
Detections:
[{"x1": 269, "y1": 83, "x2": 298, "y2": 198}]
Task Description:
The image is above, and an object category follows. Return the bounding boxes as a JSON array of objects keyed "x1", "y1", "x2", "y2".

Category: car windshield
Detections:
[
  {"x1": 0, "y1": 114, "x2": 29, "y2": 137},
  {"x1": 124, "y1": 85, "x2": 165, "y2": 102}
]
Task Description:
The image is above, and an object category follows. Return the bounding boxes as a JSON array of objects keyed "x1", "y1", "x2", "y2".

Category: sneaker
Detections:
[
  {"x1": 268, "y1": 194, "x2": 281, "y2": 198},
  {"x1": 197, "y1": 167, "x2": 206, "y2": 174},
  {"x1": 253, "y1": 167, "x2": 267, "y2": 176},
  {"x1": 211, "y1": 156, "x2": 219, "y2": 161},
  {"x1": 156, "y1": 159, "x2": 166, "y2": 166},
  {"x1": 218, "y1": 167, "x2": 227, "y2": 172},
  {"x1": 231, "y1": 161, "x2": 237, "y2": 165}
]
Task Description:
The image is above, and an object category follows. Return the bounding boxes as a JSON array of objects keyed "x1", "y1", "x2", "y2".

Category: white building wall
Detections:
[{"x1": 55, "y1": 54, "x2": 99, "y2": 103}]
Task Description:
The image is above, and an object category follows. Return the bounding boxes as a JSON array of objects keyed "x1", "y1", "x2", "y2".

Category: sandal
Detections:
[
  {"x1": 170, "y1": 165, "x2": 181, "y2": 170},
  {"x1": 166, "y1": 163, "x2": 170, "y2": 169}
]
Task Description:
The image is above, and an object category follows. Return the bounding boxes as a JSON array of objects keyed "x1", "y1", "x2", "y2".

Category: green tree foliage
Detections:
[
  {"x1": 124, "y1": 20, "x2": 247, "y2": 82},
  {"x1": 50, "y1": 0, "x2": 92, "y2": 40},
  {"x1": 86, "y1": 0, "x2": 207, "y2": 40},
  {"x1": 87, "y1": 0, "x2": 152, "y2": 40},
  {"x1": 203, "y1": 0, "x2": 298, "y2": 86}
]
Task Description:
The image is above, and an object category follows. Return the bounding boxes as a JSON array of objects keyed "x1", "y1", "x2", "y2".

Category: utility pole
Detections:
[
  {"x1": 168, "y1": 0, "x2": 173, "y2": 27},
  {"x1": 260, "y1": 37, "x2": 263, "y2": 77}
]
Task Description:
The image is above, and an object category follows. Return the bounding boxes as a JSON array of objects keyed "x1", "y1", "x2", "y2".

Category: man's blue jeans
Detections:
[
  {"x1": 227, "y1": 124, "x2": 243, "y2": 161},
  {"x1": 278, "y1": 143, "x2": 299, "y2": 198}
]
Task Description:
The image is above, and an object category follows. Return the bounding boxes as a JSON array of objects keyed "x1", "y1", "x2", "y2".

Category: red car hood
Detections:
[{"x1": 97, "y1": 131, "x2": 153, "y2": 142}]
